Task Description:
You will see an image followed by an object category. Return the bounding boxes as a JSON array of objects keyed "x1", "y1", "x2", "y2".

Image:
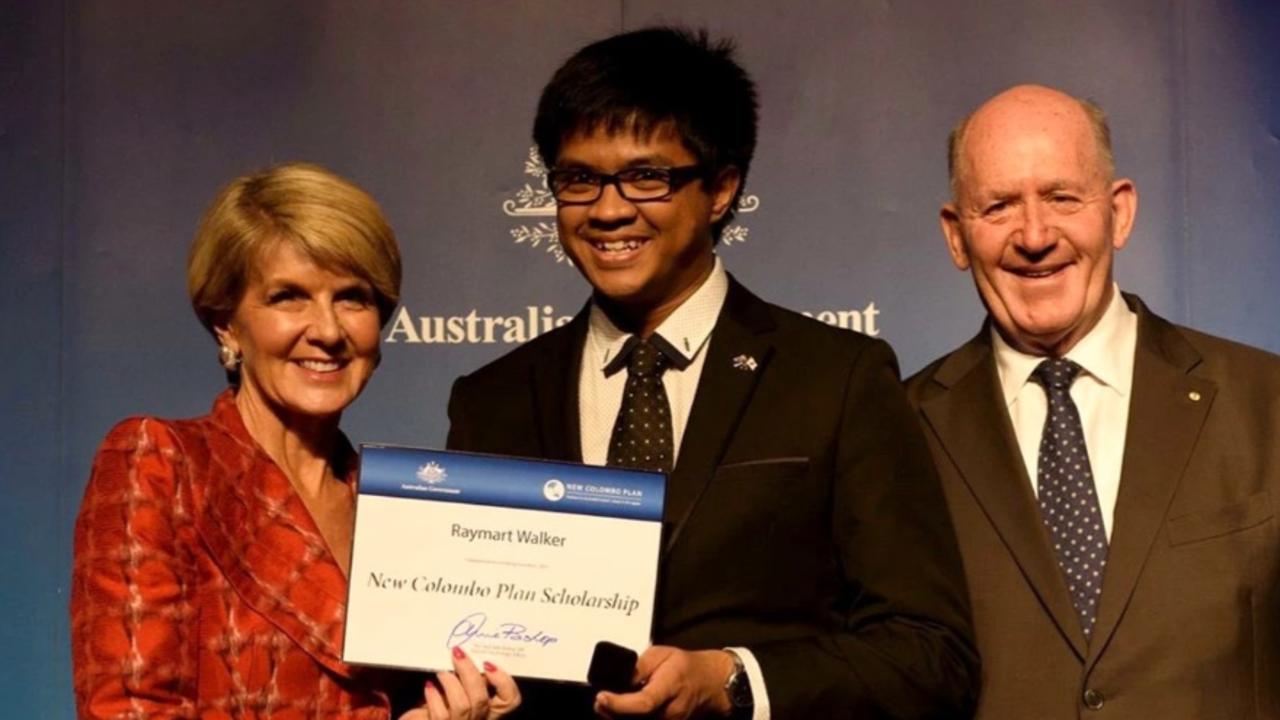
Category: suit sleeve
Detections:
[
  {"x1": 751, "y1": 340, "x2": 980, "y2": 719},
  {"x1": 446, "y1": 374, "x2": 476, "y2": 452},
  {"x1": 71, "y1": 418, "x2": 199, "y2": 719}
]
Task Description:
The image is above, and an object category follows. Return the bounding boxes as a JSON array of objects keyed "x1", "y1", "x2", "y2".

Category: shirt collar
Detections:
[
  {"x1": 992, "y1": 283, "x2": 1138, "y2": 405},
  {"x1": 587, "y1": 255, "x2": 729, "y2": 372}
]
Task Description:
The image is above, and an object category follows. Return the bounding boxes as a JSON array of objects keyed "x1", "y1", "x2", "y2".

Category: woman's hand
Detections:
[{"x1": 400, "y1": 647, "x2": 521, "y2": 720}]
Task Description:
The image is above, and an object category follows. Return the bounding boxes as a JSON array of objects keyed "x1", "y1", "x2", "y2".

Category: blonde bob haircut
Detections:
[{"x1": 188, "y1": 162, "x2": 402, "y2": 335}]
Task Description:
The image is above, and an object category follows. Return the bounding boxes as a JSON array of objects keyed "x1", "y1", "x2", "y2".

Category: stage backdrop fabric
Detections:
[{"x1": 3, "y1": 1, "x2": 1278, "y2": 716}]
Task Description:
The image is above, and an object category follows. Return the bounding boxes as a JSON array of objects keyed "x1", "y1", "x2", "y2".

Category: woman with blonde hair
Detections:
[{"x1": 71, "y1": 162, "x2": 520, "y2": 719}]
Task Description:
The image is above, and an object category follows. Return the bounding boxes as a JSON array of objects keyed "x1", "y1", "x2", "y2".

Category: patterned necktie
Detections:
[
  {"x1": 1033, "y1": 358, "x2": 1109, "y2": 639},
  {"x1": 606, "y1": 337, "x2": 674, "y2": 473}
]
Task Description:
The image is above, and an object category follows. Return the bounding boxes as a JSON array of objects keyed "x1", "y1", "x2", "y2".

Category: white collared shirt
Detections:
[
  {"x1": 579, "y1": 257, "x2": 729, "y2": 466},
  {"x1": 577, "y1": 255, "x2": 771, "y2": 720},
  {"x1": 992, "y1": 284, "x2": 1138, "y2": 540}
]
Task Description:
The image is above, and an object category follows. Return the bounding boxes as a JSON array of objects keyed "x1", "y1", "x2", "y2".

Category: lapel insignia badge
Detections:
[{"x1": 732, "y1": 354, "x2": 758, "y2": 372}]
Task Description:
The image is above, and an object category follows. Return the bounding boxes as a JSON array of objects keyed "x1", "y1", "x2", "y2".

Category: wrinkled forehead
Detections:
[{"x1": 957, "y1": 106, "x2": 1107, "y2": 193}]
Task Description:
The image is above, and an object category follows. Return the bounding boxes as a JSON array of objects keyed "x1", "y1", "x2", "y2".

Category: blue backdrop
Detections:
[{"x1": 4, "y1": 1, "x2": 1278, "y2": 715}]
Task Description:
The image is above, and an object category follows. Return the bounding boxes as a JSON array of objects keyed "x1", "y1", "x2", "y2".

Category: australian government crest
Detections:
[
  {"x1": 503, "y1": 147, "x2": 760, "y2": 264},
  {"x1": 384, "y1": 148, "x2": 879, "y2": 347},
  {"x1": 415, "y1": 461, "x2": 447, "y2": 485}
]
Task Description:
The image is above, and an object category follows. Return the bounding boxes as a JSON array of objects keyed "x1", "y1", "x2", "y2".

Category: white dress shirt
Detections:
[
  {"x1": 992, "y1": 285, "x2": 1138, "y2": 540},
  {"x1": 579, "y1": 257, "x2": 729, "y2": 466},
  {"x1": 577, "y1": 256, "x2": 771, "y2": 720}
]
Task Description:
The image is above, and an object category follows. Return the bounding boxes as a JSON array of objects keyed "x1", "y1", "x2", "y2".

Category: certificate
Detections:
[{"x1": 342, "y1": 446, "x2": 666, "y2": 684}]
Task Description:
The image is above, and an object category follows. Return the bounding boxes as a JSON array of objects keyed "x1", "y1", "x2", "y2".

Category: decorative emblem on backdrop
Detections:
[
  {"x1": 502, "y1": 147, "x2": 761, "y2": 264},
  {"x1": 503, "y1": 147, "x2": 565, "y2": 262}
]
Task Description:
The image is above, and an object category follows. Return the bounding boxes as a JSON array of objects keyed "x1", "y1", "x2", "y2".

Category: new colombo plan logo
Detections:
[
  {"x1": 542, "y1": 478, "x2": 566, "y2": 502},
  {"x1": 502, "y1": 147, "x2": 760, "y2": 264}
]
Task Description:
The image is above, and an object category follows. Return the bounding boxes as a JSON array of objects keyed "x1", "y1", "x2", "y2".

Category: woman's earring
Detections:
[{"x1": 218, "y1": 345, "x2": 242, "y2": 371}]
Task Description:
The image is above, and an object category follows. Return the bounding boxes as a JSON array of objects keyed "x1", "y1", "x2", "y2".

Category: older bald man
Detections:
[{"x1": 905, "y1": 84, "x2": 1280, "y2": 719}]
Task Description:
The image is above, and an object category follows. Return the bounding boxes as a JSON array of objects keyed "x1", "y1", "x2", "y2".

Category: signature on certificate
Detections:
[{"x1": 447, "y1": 612, "x2": 560, "y2": 649}]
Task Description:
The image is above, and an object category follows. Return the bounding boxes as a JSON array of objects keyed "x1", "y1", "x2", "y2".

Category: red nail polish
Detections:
[
  {"x1": 452, "y1": 645, "x2": 466, "y2": 660},
  {"x1": 483, "y1": 661, "x2": 497, "y2": 672}
]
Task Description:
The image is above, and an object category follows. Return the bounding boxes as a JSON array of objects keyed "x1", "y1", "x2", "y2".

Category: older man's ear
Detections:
[
  {"x1": 1107, "y1": 178, "x2": 1139, "y2": 251},
  {"x1": 940, "y1": 204, "x2": 972, "y2": 272}
]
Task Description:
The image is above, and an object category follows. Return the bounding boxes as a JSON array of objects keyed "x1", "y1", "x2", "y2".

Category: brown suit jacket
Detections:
[
  {"x1": 905, "y1": 294, "x2": 1280, "y2": 719},
  {"x1": 448, "y1": 279, "x2": 978, "y2": 719}
]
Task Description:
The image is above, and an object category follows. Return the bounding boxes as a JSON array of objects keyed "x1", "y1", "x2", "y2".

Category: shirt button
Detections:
[{"x1": 1083, "y1": 688, "x2": 1105, "y2": 710}]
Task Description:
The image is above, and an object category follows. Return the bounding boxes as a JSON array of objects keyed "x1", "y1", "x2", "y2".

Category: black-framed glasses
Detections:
[{"x1": 546, "y1": 165, "x2": 705, "y2": 204}]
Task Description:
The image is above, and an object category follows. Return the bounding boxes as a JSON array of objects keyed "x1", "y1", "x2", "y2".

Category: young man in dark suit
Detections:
[
  {"x1": 447, "y1": 28, "x2": 977, "y2": 720},
  {"x1": 906, "y1": 84, "x2": 1280, "y2": 719}
]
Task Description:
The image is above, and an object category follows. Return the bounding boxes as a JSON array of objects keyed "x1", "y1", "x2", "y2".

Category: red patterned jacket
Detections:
[{"x1": 71, "y1": 391, "x2": 410, "y2": 718}]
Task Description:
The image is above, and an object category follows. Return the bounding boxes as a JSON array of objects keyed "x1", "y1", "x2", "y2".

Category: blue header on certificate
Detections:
[{"x1": 358, "y1": 446, "x2": 665, "y2": 521}]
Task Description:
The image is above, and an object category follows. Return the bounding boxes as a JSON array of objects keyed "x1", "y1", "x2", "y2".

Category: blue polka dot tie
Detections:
[
  {"x1": 606, "y1": 337, "x2": 674, "y2": 473},
  {"x1": 1033, "y1": 358, "x2": 1108, "y2": 640}
]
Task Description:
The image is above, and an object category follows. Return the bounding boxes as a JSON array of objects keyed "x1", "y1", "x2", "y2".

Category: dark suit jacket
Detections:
[
  {"x1": 905, "y1": 294, "x2": 1280, "y2": 719},
  {"x1": 447, "y1": 279, "x2": 978, "y2": 719}
]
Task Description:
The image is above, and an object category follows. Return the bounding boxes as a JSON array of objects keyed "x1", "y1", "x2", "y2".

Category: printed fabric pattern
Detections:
[{"x1": 71, "y1": 391, "x2": 400, "y2": 719}]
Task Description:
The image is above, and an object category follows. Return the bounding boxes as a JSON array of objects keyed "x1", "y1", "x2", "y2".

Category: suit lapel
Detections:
[
  {"x1": 919, "y1": 332, "x2": 1089, "y2": 658},
  {"x1": 194, "y1": 395, "x2": 355, "y2": 680},
  {"x1": 1087, "y1": 296, "x2": 1215, "y2": 663},
  {"x1": 530, "y1": 306, "x2": 589, "y2": 463},
  {"x1": 663, "y1": 279, "x2": 775, "y2": 557}
]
